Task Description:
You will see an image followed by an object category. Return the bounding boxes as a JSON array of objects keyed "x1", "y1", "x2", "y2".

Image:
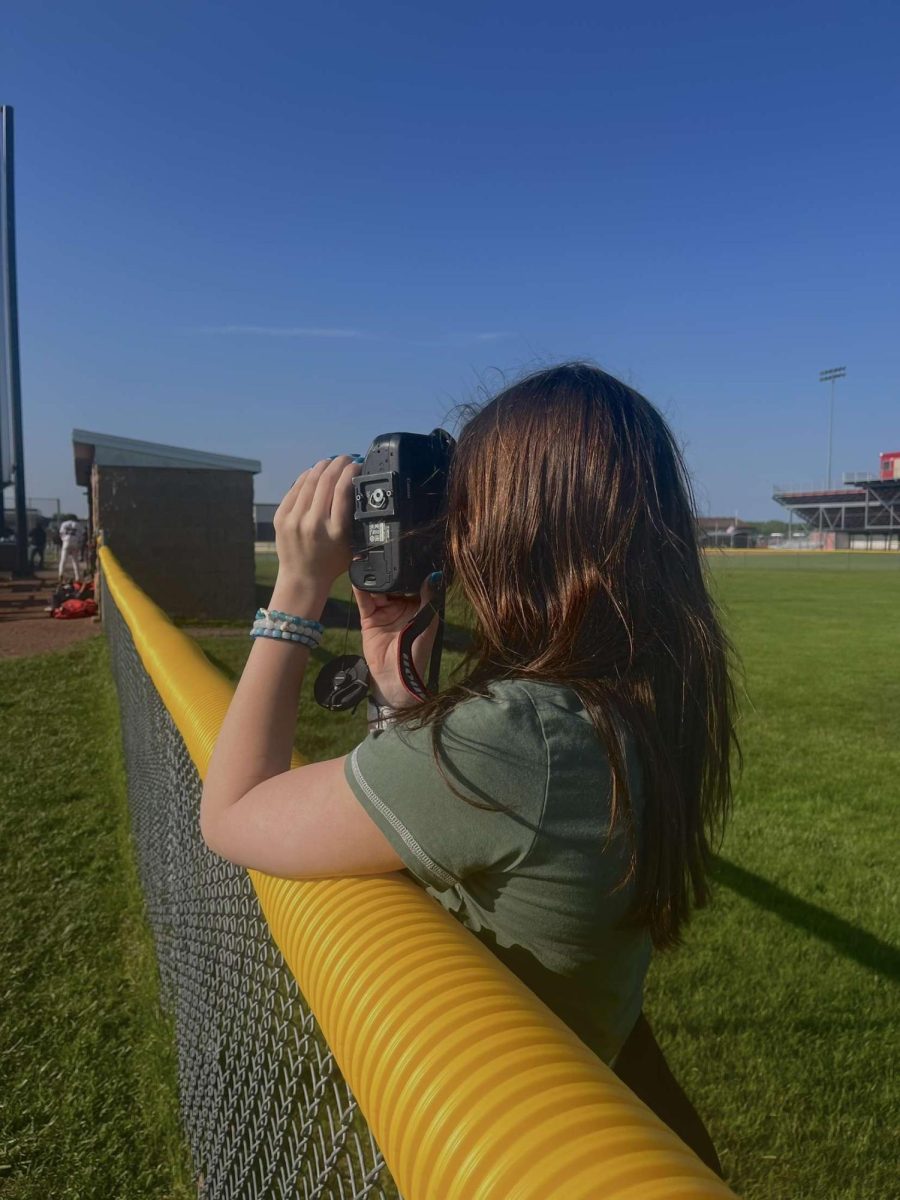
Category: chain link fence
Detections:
[
  {"x1": 103, "y1": 576, "x2": 399, "y2": 1200},
  {"x1": 100, "y1": 545, "x2": 741, "y2": 1200}
]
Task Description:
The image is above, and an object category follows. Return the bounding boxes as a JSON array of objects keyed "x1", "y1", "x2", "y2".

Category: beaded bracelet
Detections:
[
  {"x1": 251, "y1": 626, "x2": 321, "y2": 648},
  {"x1": 251, "y1": 607, "x2": 324, "y2": 649},
  {"x1": 253, "y1": 616, "x2": 323, "y2": 637},
  {"x1": 256, "y1": 607, "x2": 324, "y2": 634}
]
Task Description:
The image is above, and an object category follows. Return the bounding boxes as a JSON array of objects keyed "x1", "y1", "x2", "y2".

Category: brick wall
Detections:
[{"x1": 94, "y1": 465, "x2": 256, "y2": 620}]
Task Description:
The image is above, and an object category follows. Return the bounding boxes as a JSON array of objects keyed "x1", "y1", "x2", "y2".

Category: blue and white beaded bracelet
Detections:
[
  {"x1": 257, "y1": 607, "x2": 324, "y2": 632},
  {"x1": 251, "y1": 626, "x2": 321, "y2": 648},
  {"x1": 251, "y1": 607, "x2": 324, "y2": 649}
]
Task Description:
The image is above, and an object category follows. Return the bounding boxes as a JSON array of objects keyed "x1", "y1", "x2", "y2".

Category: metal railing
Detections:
[{"x1": 842, "y1": 472, "x2": 880, "y2": 485}]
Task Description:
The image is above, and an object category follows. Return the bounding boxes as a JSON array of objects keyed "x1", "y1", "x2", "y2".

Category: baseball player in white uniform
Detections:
[{"x1": 58, "y1": 518, "x2": 82, "y2": 582}]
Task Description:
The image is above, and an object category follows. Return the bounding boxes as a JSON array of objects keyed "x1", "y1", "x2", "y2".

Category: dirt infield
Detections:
[{"x1": 0, "y1": 572, "x2": 101, "y2": 660}]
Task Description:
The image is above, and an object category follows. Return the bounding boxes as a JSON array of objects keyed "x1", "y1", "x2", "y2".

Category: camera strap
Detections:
[
  {"x1": 314, "y1": 586, "x2": 445, "y2": 712},
  {"x1": 397, "y1": 589, "x2": 445, "y2": 701}
]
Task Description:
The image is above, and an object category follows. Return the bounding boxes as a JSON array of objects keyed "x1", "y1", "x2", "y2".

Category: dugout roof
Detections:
[{"x1": 72, "y1": 429, "x2": 261, "y2": 487}]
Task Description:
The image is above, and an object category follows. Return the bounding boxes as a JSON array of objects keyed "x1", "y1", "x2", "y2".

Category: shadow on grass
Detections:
[{"x1": 713, "y1": 856, "x2": 900, "y2": 983}]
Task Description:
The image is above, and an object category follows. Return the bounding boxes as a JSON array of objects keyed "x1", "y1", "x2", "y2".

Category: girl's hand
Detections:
[
  {"x1": 354, "y1": 574, "x2": 442, "y2": 710},
  {"x1": 271, "y1": 456, "x2": 361, "y2": 612}
]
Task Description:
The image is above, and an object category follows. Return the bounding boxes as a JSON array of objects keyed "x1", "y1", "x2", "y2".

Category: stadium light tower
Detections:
[
  {"x1": 819, "y1": 366, "x2": 846, "y2": 490},
  {"x1": 1, "y1": 104, "x2": 29, "y2": 575}
]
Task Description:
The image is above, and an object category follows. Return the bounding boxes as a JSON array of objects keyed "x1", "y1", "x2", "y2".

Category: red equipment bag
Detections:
[{"x1": 52, "y1": 598, "x2": 99, "y2": 620}]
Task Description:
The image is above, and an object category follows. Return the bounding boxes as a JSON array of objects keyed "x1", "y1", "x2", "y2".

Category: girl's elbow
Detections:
[{"x1": 199, "y1": 787, "x2": 225, "y2": 856}]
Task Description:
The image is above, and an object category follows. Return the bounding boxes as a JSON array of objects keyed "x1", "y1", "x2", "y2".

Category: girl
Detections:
[{"x1": 201, "y1": 363, "x2": 737, "y2": 1175}]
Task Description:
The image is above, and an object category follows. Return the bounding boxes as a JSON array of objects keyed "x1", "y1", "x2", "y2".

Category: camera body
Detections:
[{"x1": 350, "y1": 428, "x2": 455, "y2": 594}]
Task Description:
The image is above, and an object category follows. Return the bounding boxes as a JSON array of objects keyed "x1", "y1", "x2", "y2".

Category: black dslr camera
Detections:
[
  {"x1": 350, "y1": 428, "x2": 455, "y2": 594},
  {"x1": 314, "y1": 427, "x2": 455, "y2": 713}
]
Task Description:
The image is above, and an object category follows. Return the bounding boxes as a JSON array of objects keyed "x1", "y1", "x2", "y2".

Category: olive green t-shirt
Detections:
[{"x1": 343, "y1": 678, "x2": 652, "y2": 1064}]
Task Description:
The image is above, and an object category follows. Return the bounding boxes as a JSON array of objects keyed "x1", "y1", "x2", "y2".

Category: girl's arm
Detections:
[{"x1": 199, "y1": 455, "x2": 404, "y2": 878}]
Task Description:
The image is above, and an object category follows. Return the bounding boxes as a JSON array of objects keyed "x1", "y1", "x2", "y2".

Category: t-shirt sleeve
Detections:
[{"x1": 343, "y1": 685, "x2": 550, "y2": 891}]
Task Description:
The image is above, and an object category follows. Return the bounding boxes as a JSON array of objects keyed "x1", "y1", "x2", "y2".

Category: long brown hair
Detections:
[{"x1": 397, "y1": 363, "x2": 739, "y2": 950}]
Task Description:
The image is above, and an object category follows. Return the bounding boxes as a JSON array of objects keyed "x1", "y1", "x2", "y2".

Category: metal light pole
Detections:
[
  {"x1": 819, "y1": 366, "x2": 846, "y2": 490},
  {"x1": 1, "y1": 105, "x2": 29, "y2": 575}
]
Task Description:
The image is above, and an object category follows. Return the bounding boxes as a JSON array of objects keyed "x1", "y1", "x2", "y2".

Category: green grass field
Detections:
[
  {"x1": 237, "y1": 551, "x2": 900, "y2": 1200},
  {"x1": 3, "y1": 550, "x2": 897, "y2": 1199},
  {"x1": 0, "y1": 639, "x2": 194, "y2": 1199},
  {"x1": 653, "y1": 555, "x2": 899, "y2": 1199}
]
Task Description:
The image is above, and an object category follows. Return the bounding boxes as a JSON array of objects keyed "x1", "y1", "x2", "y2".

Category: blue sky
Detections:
[{"x1": 2, "y1": 0, "x2": 898, "y2": 518}]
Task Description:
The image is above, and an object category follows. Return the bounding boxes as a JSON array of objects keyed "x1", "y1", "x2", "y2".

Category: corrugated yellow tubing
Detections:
[{"x1": 100, "y1": 545, "x2": 739, "y2": 1200}]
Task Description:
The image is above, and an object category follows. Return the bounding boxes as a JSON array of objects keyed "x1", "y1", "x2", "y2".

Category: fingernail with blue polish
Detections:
[{"x1": 429, "y1": 570, "x2": 444, "y2": 583}]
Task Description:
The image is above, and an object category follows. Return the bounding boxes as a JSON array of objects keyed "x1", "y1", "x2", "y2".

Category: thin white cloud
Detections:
[
  {"x1": 195, "y1": 325, "x2": 370, "y2": 339},
  {"x1": 404, "y1": 331, "x2": 516, "y2": 347},
  {"x1": 191, "y1": 326, "x2": 514, "y2": 345}
]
